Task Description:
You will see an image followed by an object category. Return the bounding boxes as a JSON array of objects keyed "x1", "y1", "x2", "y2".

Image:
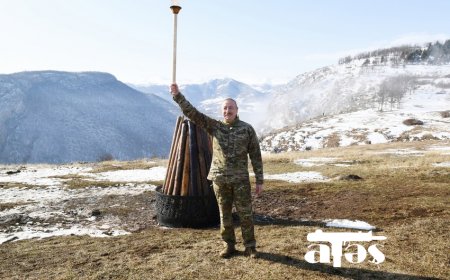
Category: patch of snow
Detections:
[
  {"x1": 325, "y1": 219, "x2": 376, "y2": 230},
  {"x1": 0, "y1": 166, "x2": 167, "y2": 187},
  {"x1": 373, "y1": 148, "x2": 425, "y2": 156},
  {"x1": 339, "y1": 135, "x2": 358, "y2": 147},
  {"x1": 84, "y1": 166, "x2": 167, "y2": 182},
  {"x1": 294, "y1": 157, "x2": 339, "y2": 167},
  {"x1": 366, "y1": 132, "x2": 388, "y2": 144},
  {"x1": 0, "y1": 225, "x2": 130, "y2": 244},
  {"x1": 265, "y1": 171, "x2": 329, "y2": 183},
  {"x1": 1, "y1": 184, "x2": 156, "y2": 207},
  {"x1": 433, "y1": 162, "x2": 450, "y2": 167},
  {"x1": 1, "y1": 186, "x2": 68, "y2": 205},
  {"x1": 427, "y1": 145, "x2": 450, "y2": 151},
  {"x1": 333, "y1": 163, "x2": 352, "y2": 167},
  {"x1": 294, "y1": 157, "x2": 353, "y2": 167},
  {"x1": 0, "y1": 166, "x2": 93, "y2": 186}
]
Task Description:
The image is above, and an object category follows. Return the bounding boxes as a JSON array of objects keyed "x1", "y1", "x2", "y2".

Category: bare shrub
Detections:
[
  {"x1": 324, "y1": 133, "x2": 340, "y2": 148},
  {"x1": 435, "y1": 82, "x2": 450, "y2": 89},
  {"x1": 98, "y1": 153, "x2": 114, "y2": 162},
  {"x1": 403, "y1": 118, "x2": 424, "y2": 125},
  {"x1": 396, "y1": 133, "x2": 410, "y2": 142},
  {"x1": 439, "y1": 111, "x2": 450, "y2": 118},
  {"x1": 421, "y1": 134, "x2": 439, "y2": 141}
]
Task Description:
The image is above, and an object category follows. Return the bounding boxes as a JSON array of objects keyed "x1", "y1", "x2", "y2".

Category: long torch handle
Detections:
[{"x1": 172, "y1": 13, "x2": 178, "y2": 84}]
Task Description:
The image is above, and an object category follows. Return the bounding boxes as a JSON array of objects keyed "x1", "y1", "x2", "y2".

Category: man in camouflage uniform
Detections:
[{"x1": 171, "y1": 84, "x2": 264, "y2": 258}]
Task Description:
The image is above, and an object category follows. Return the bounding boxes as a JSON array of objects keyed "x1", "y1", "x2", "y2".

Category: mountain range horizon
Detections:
[{"x1": 1, "y1": 39, "x2": 449, "y2": 163}]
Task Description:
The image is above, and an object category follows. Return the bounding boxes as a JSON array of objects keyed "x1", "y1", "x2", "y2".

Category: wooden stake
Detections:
[
  {"x1": 196, "y1": 126, "x2": 209, "y2": 196},
  {"x1": 174, "y1": 121, "x2": 188, "y2": 194},
  {"x1": 188, "y1": 121, "x2": 200, "y2": 196},
  {"x1": 180, "y1": 133, "x2": 190, "y2": 196},
  {"x1": 166, "y1": 117, "x2": 183, "y2": 195},
  {"x1": 163, "y1": 116, "x2": 182, "y2": 194}
]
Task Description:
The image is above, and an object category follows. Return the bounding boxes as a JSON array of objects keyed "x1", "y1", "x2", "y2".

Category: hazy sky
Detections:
[{"x1": 1, "y1": 0, "x2": 449, "y2": 85}]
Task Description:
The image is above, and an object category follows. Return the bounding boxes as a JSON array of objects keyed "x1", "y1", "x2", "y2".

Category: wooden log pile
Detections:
[{"x1": 162, "y1": 116, "x2": 213, "y2": 196}]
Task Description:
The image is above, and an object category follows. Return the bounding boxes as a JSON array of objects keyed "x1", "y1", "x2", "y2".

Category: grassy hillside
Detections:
[{"x1": 1, "y1": 140, "x2": 449, "y2": 279}]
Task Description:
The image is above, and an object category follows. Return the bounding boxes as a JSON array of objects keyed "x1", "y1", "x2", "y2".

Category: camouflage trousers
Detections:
[{"x1": 213, "y1": 176, "x2": 256, "y2": 248}]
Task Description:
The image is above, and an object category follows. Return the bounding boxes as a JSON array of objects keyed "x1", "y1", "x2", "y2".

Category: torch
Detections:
[{"x1": 170, "y1": 1, "x2": 182, "y2": 84}]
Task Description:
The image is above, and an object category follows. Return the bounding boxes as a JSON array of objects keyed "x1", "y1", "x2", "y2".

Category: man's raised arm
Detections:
[{"x1": 170, "y1": 83, "x2": 217, "y2": 133}]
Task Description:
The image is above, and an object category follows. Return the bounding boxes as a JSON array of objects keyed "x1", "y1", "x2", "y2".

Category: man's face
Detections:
[{"x1": 222, "y1": 99, "x2": 238, "y2": 123}]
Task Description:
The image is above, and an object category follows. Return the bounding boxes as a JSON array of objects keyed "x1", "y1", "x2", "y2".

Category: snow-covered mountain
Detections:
[
  {"x1": 259, "y1": 44, "x2": 450, "y2": 152},
  {"x1": 263, "y1": 41, "x2": 450, "y2": 133},
  {"x1": 260, "y1": 85, "x2": 450, "y2": 152},
  {"x1": 264, "y1": 66, "x2": 449, "y2": 133},
  {"x1": 261, "y1": 40, "x2": 450, "y2": 151},
  {"x1": 0, "y1": 71, "x2": 178, "y2": 164},
  {"x1": 132, "y1": 78, "x2": 271, "y2": 131}
]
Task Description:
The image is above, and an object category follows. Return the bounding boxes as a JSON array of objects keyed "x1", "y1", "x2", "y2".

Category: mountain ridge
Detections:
[{"x1": 0, "y1": 71, "x2": 178, "y2": 164}]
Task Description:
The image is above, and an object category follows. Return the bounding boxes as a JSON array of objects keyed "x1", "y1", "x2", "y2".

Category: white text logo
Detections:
[{"x1": 305, "y1": 230, "x2": 386, "y2": 267}]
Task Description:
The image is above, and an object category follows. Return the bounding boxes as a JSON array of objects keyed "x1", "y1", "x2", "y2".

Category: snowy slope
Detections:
[
  {"x1": 264, "y1": 62, "x2": 450, "y2": 132},
  {"x1": 0, "y1": 71, "x2": 178, "y2": 163}
]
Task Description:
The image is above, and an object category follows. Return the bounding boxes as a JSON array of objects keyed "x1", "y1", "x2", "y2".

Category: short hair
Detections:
[{"x1": 223, "y1": 98, "x2": 238, "y2": 108}]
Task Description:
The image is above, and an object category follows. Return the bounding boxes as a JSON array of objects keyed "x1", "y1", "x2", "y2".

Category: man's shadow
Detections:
[
  {"x1": 252, "y1": 213, "x2": 327, "y2": 227},
  {"x1": 255, "y1": 251, "x2": 439, "y2": 280}
]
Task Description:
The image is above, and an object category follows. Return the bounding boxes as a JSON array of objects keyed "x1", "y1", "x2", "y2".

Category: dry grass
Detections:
[
  {"x1": 63, "y1": 178, "x2": 130, "y2": 190},
  {"x1": 0, "y1": 182, "x2": 36, "y2": 189},
  {"x1": 90, "y1": 159, "x2": 164, "y2": 173},
  {"x1": 0, "y1": 140, "x2": 449, "y2": 279},
  {"x1": 0, "y1": 202, "x2": 30, "y2": 212}
]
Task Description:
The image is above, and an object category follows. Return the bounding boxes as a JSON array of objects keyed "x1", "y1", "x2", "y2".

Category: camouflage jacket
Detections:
[{"x1": 173, "y1": 93, "x2": 264, "y2": 184}]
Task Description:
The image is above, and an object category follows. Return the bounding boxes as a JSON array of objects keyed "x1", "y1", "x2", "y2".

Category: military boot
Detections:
[
  {"x1": 244, "y1": 246, "x2": 258, "y2": 258},
  {"x1": 219, "y1": 244, "x2": 236, "y2": 258}
]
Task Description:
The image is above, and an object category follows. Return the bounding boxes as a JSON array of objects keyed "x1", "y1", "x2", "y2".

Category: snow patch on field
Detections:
[
  {"x1": 294, "y1": 157, "x2": 353, "y2": 167},
  {"x1": 84, "y1": 166, "x2": 167, "y2": 182},
  {"x1": 325, "y1": 219, "x2": 376, "y2": 230},
  {"x1": 0, "y1": 166, "x2": 93, "y2": 186},
  {"x1": 433, "y1": 162, "x2": 450, "y2": 167},
  {"x1": 372, "y1": 148, "x2": 425, "y2": 156},
  {"x1": 265, "y1": 172, "x2": 329, "y2": 183}
]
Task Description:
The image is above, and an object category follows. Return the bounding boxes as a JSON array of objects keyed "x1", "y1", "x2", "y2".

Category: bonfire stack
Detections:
[{"x1": 162, "y1": 116, "x2": 213, "y2": 196}]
